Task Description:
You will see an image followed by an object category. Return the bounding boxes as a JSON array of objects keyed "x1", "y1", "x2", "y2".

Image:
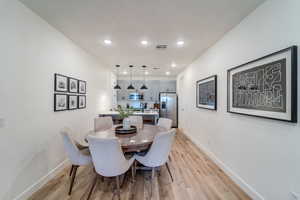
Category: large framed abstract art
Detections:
[
  {"x1": 227, "y1": 46, "x2": 297, "y2": 122},
  {"x1": 196, "y1": 75, "x2": 217, "y2": 110}
]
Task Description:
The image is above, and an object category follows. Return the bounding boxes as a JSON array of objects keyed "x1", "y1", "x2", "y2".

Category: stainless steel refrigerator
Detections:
[{"x1": 159, "y1": 92, "x2": 178, "y2": 127}]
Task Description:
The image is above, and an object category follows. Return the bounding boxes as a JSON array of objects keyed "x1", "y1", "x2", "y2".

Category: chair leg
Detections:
[
  {"x1": 165, "y1": 162, "x2": 173, "y2": 182},
  {"x1": 168, "y1": 155, "x2": 172, "y2": 162},
  {"x1": 150, "y1": 167, "x2": 155, "y2": 199},
  {"x1": 131, "y1": 162, "x2": 135, "y2": 183},
  {"x1": 69, "y1": 165, "x2": 78, "y2": 195},
  {"x1": 86, "y1": 175, "x2": 98, "y2": 200},
  {"x1": 69, "y1": 165, "x2": 74, "y2": 176},
  {"x1": 116, "y1": 176, "x2": 121, "y2": 200}
]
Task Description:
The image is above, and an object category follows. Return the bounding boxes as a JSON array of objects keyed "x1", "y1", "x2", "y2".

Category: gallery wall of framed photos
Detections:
[
  {"x1": 54, "y1": 73, "x2": 87, "y2": 112},
  {"x1": 194, "y1": 46, "x2": 297, "y2": 123}
]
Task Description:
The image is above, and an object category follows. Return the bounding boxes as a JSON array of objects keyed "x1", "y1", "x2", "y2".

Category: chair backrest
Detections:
[
  {"x1": 87, "y1": 135, "x2": 129, "y2": 177},
  {"x1": 157, "y1": 118, "x2": 172, "y2": 130},
  {"x1": 60, "y1": 128, "x2": 81, "y2": 165},
  {"x1": 94, "y1": 116, "x2": 113, "y2": 132},
  {"x1": 141, "y1": 128, "x2": 176, "y2": 167},
  {"x1": 128, "y1": 115, "x2": 143, "y2": 131}
]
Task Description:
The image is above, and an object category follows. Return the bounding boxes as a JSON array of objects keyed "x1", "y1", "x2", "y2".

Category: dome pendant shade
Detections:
[
  {"x1": 127, "y1": 84, "x2": 135, "y2": 90},
  {"x1": 114, "y1": 84, "x2": 121, "y2": 90},
  {"x1": 140, "y1": 84, "x2": 148, "y2": 90},
  {"x1": 113, "y1": 64, "x2": 121, "y2": 90}
]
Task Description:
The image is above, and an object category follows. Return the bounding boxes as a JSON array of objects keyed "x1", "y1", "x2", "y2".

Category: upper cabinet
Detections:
[
  {"x1": 116, "y1": 80, "x2": 176, "y2": 102},
  {"x1": 159, "y1": 80, "x2": 176, "y2": 93}
]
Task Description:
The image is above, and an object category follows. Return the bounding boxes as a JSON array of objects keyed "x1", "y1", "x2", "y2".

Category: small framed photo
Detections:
[
  {"x1": 54, "y1": 74, "x2": 68, "y2": 92},
  {"x1": 196, "y1": 75, "x2": 217, "y2": 110},
  {"x1": 78, "y1": 80, "x2": 86, "y2": 94},
  {"x1": 68, "y1": 77, "x2": 78, "y2": 93},
  {"x1": 68, "y1": 95, "x2": 78, "y2": 110},
  {"x1": 54, "y1": 94, "x2": 68, "y2": 112},
  {"x1": 78, "y1": 95, "x2": 86, "y2": 109}
]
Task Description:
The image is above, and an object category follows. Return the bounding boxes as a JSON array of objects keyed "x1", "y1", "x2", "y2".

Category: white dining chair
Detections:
[
  {"x1": 86, "y1": 135, "x2": 135, "y2": 200},
  {"x1": 157, "y1": 118, "x2": 172, "y2": 130},
  {"x1": 135, "y1": 128, "x2": 176, "y2": 197},
  {"x1": 94, "y1": 116, "x2": 113, "y2": 132},
  {"x1": 60, "y1": 128, "x2": 92, "y2": 195},
  {"x1": 128, "y1": 115, "x2": 143, "y2": 131}
]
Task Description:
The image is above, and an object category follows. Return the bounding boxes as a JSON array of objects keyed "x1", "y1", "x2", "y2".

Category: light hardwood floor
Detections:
[{"x1": 28, "y1": 131, "x2": 251, "y2": 200}]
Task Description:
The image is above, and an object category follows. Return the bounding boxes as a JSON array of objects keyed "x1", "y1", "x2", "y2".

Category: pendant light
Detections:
[
  {"x1": 140, "y1": 65, "x2": 148, "y2": 90},
  {"x1": 127, "y1": 65, "x2": 135, "y2": 90},
  {"x1": 113, "y1": 65, "x2": 121, "y2": 90}
]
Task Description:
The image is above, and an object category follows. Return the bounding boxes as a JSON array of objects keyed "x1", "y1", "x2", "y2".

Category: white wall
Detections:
[
  {"x1": 177, "y1": 0, "x2": 300, "y2": 199},
  {"x1": 0, "y1": 0, "x2": 113, "y2": 199}
]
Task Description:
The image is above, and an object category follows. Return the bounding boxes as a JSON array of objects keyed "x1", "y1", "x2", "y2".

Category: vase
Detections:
[{"x1": 123, "y1": 117, "x2": 131, "y2": 130}]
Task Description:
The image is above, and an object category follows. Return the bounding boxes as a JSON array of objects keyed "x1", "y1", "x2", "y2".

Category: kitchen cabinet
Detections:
[{"x1": 116, "y1": 80, "x2": 176, "y2": 102}]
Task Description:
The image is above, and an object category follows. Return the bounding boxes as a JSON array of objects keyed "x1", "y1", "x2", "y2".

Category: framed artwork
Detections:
[
  {"x1": 227, "y1": 46, "x2": 297, "y2": 122},
  {"x1": 54, "y1": 74, "x2": 68, "y2": 92},
  {"x1": 79, "y1": 80, "x2": 86, "y2": 94},
  {"x1": 196, "y1": 75, "x2": 217, "y2": 110},
  {"x1": 68, "y1": 95, "x2": 78, "y2": 110},
  {"x1": 54, "y1": 94, "x2": 68, "y2": 111},
  {"x1": 78, "y1": 95, "x2": 86, "y2": 109},
  {"x1": 68, "y1": 77, "x2": 78, "y2": 93}
]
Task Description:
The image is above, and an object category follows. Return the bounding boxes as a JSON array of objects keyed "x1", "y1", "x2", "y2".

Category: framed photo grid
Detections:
[
  {"x1": 227, "y1": 46, "x2": 297, "y2": 122},
  {"x1": 54, "y1": 74, "x2": 87, "y2": 111}
]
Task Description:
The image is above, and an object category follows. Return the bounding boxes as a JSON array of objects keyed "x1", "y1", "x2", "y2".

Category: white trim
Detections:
[
  {"x1": 180, "y1": 130, "x2": 265, "y2": 200},
  {"x1": 13, "y1": 159, "x2": 69, "y2": 200}
]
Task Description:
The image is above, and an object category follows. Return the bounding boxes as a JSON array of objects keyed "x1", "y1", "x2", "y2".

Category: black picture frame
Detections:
[
  {"x1": 196, "y1": 75, "x2": 217, "y2": 110},
  {"x1": 54, "y1": 94, "x2": 68, "y2": 112},
  {"x1": 68, "y1": 77, "x2": 79, "y2": 93},
  {"x1": 78, "y1": 95, "x2": 86, "y2": 109},
  {"x1": 78, "y1": 80, "x2": 86, "y2": 94},
  {"x1": 227, "y1": 46, "x2": 297, "y2": 123},
  {"x1": 68, "y1": 95, "x2": 78, "y2": 110},
  {"x1": 54, "y1": 73, "x2": 68, "y2": 92}
]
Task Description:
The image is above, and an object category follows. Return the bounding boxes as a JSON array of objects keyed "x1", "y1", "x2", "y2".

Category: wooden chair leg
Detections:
[
  {"x1": 69, "y1": 165, "x2": 78, "y2": 195},
  {"x1": 69, "y1": 165, "x2": 74, "y2": 176},
  {"x1": 150, "y1": 167, "x2": 155, "y2": 199},
  {"x1": 131, "y1": 163, "x2": 135, "y2": 182},
  {"x1": 86, "y1": 175, "x2": 98, "y2": 200},
  {"x1": 166, "y1": 162, "x2": 173, "y2": 182},
  {"x1": 116, "y1": 176, "x2": 121, "y2": 200}
]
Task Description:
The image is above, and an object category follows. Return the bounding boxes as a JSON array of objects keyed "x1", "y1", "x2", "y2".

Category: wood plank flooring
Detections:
[{"x1": 28, "y1": 130, "x2": 251, "y2": 200}]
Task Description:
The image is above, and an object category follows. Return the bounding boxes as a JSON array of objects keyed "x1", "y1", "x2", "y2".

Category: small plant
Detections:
[{"x1": 116, "y1": 106, "x2": 133, "y2": 119}]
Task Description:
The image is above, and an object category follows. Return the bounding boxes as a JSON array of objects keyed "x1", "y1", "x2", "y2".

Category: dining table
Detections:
[{"x1": 85, "y1": 124, "x2": 166, "y2": 153}]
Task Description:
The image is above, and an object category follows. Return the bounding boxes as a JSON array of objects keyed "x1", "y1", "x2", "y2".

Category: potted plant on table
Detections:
[{"x1": 116, "y1": 106, "x2": 133, "y2": 130}]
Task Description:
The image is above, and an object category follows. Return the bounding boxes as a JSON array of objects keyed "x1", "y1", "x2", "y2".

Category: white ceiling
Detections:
[{"x1": 20, "y1": 0, "x2": 265, "y2": 76}]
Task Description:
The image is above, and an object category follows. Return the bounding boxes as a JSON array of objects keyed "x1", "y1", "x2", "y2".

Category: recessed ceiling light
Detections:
[
  {"x1": 177, "y1": 41, "x2": 184, "y2": 46},
  {"x1": 104, "y1": 39, "x2": 112, "y2": 45},
  {"x1": 145, "y1": 71, "x2": 149, "y2": 75},
  {"x1": 141, "y1": 40, "x2": 148, "y2": 45},
  {"x1": 171, "y1": 63, "x2": 176, "y2": 68},
  {"x1": 123, "y1": 71, "x2": 128, "y2": 75},
  {"x1": 166, "y1": 71, "x2": 170, "y2": 76}
]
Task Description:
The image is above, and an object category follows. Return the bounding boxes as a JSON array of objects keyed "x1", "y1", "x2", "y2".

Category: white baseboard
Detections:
[
  {"x1": 180, "y1": 130, "x2": 264, "y2": 200},
  {"x1": 13, "y1": 159, "x2": 69, "y2": 200}
]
